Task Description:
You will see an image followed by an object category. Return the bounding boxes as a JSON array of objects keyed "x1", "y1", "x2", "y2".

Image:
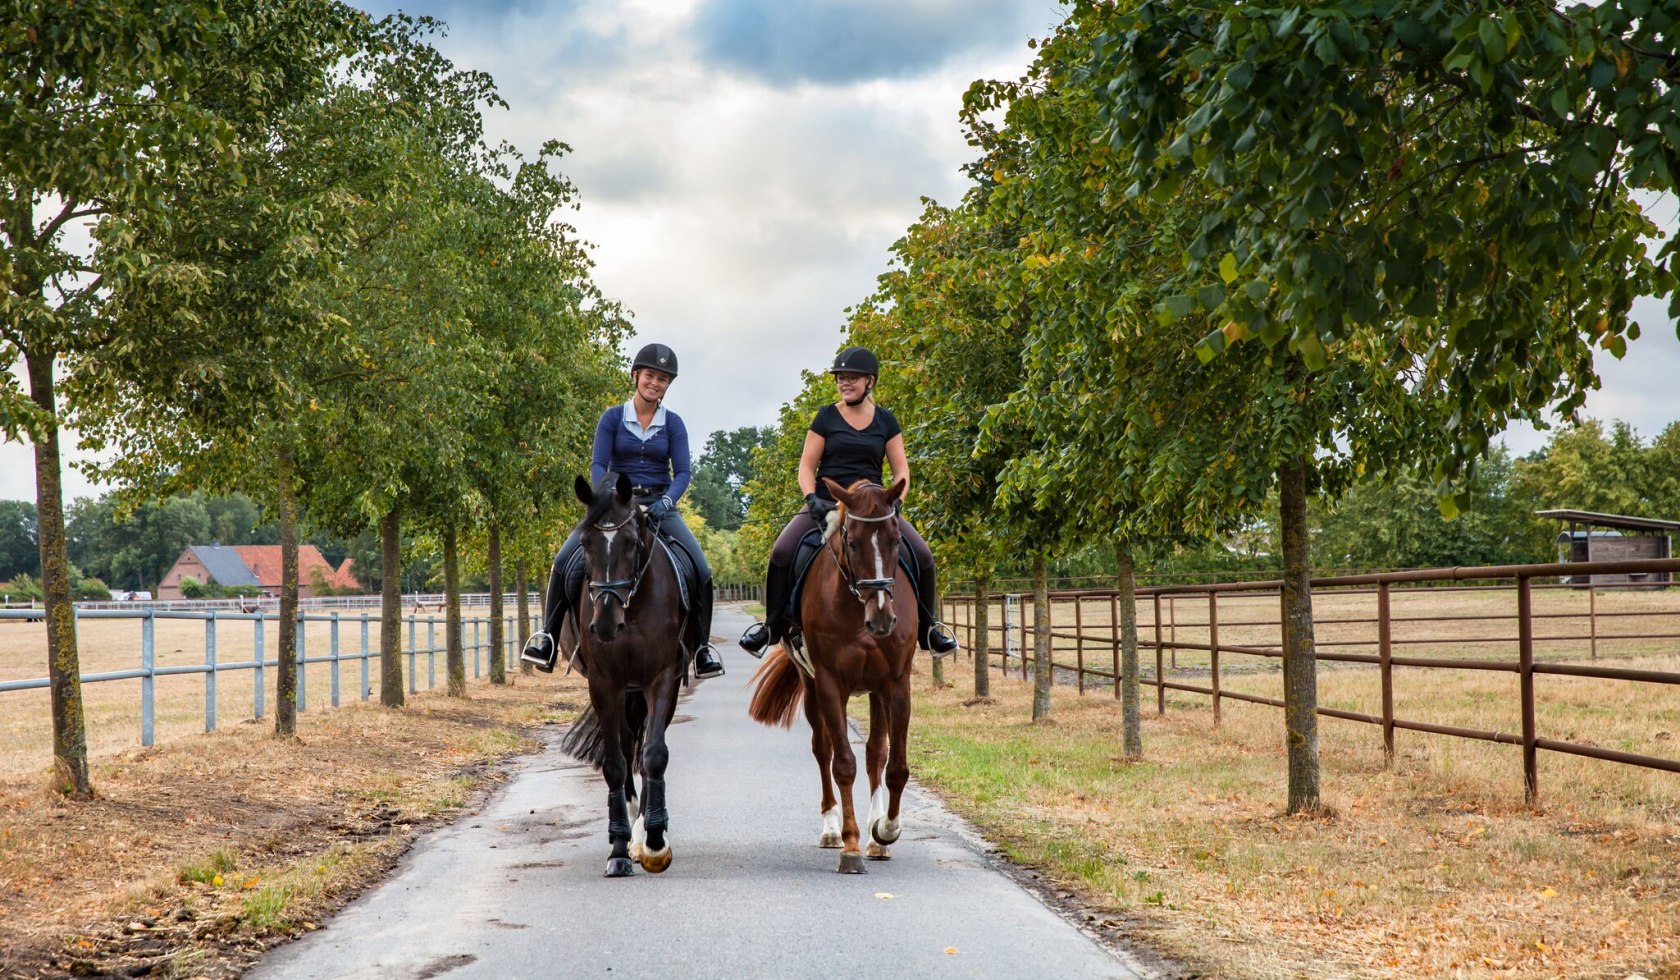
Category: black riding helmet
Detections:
[
  {"x1": 631, "y1": 342, "x2": 678, "y2": 377},
  {"x1": 828, "y1": 346, "x2": 878, "y2": 377}
]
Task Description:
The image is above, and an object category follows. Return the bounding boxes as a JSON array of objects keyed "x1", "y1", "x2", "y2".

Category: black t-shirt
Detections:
[{"x1": 810, "y1": 403, "x2": 901, "y2": 500}]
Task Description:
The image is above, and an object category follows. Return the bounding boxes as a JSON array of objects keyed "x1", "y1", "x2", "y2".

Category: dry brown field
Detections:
[{"x1": 0, "y1": 607, "x2": 523, "y2": 777}]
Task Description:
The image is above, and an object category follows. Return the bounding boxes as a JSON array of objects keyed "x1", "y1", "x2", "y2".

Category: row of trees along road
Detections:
[
  {"x1": 744, "y1": 1, "x2": 1679, "y2": 814},
  {"x1": 3, "y1": 3, "x2": 625, "y2": 798}
]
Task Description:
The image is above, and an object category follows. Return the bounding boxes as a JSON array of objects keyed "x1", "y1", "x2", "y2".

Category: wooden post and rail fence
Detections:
[{"x1": 940, "y1": 557, "x2": 1680, "y2": 804}]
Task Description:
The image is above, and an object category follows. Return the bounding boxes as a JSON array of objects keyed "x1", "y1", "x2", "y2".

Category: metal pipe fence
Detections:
[
  {"x1": 941, "y1": 557, "x2": 1680, "y2": 804},
  {"x1": 0, "y1": 607, "x2": 524, "y2": 750}
]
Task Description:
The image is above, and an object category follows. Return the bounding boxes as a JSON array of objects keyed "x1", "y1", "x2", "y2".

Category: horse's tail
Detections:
[
  {"x1": 558, "y1": 690, "x2": 649, "y2": 771},
  {"x1": 747, "y1": 645, "x2": 804, "y2": 728}
]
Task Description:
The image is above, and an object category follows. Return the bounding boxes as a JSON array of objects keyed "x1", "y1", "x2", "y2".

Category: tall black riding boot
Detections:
[
  {"x1": 692, "y1": 578, "x2": 724, "y2": 678},
  {"x1": 915, "y1": 567, "x2": 959, "y2": 655},
  {"x1": 738, "y1": 560, "x2": 793, "y2": 656},
  {"x1": 521, "y1": 546, "x2": 584, "y2": 672}
]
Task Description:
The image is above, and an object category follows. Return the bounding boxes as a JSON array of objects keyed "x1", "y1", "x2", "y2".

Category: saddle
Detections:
[{"x1": 554, "y1": 522, "x2": 700, "y2": 675}]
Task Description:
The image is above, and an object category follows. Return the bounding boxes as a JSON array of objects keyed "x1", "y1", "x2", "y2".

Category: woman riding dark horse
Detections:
[
  {"x1": 522, "y1": 343, "x2": 725, "y2": 680},
  {"x1": 559, "y1": 471, "x2": 688, "y2": 876},
  {"x1": 739, "y1": 345, "x2": 957, "y2": 659}
]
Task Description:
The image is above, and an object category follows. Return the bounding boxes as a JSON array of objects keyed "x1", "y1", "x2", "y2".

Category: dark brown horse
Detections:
[
  {"x1": 557, "y1": 472, "x2": 689, "y2": 877},
  {"x1": 748, "y1": 477, "x2": 916, "y2": 873}
]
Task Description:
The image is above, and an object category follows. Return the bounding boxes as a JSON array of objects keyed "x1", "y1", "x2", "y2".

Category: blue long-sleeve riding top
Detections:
[{"x1": 590, "y1": 401, "x2": 692, "y2": 501}]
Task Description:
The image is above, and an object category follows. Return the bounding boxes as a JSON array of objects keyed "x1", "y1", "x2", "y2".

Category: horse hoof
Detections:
[
  {"x1": 866, "y1": 841, "x2": 891, "y2": 861},
  {"x1": 604, "y1": 857, "x2": 636, "y2": 878},
  {"x1": 818, "y1": 832, "x2": 843, "y2": 849},
  {"x1": 641, "y1": 845, "x2": 673, "y2": 874},
  {"x1": 630, "y1": 842, "x2": 644, "y2": 863},
  {"x1": 837, "y1": 852, "x2": 867, "y2": 874},
  {"x1": 869, "y1": 818, "x2": 902, "y2": 846}
]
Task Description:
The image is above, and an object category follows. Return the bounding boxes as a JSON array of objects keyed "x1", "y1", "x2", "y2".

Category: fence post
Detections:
[
  {"x1": 1519, "y1": 575, "x2": 1539, "y2": 806},
  {"x1": 1168, "y1": 594, "x2": 1177, "y2": 670},
  {"x1": 1153, "y1": 593, "x2": 1165, "y2": 715},
  {"x1": 1074, "y1": 594, "x2": 1085, "y2": 695},
  {"x1": 1589, "y1": 586, "x2": 1598, "y2": 660},
  {"x1": 427, "y1": 617, "x2": 437, "y2": 691},
  {"x1": 205, "y1": 611, "x2": 218, "y2": 734},
  {"x1": 330, "y1": 612, "x2": 341, "y2": 708},
  {"x1": 141, "y1": 610, "x2": 155, "y2": 747},
  {"x1": 360, "y1": 615, "x2": 371, "y2": 701},
  {"x1": 1379, "y1": 582, "x2": 1394, "y2": 767},
  {"x1": 473, "y1": 619, "x2": 482, "y2": 679},
  {"x1": 296, "y1": 615, "x2": 307, "y2": 712},
  {"x1": 1209, "y1": 593, "x2": 1221, "y2": 727},
  {"x1": 254, "y1": 614, "x2": 265, "y2": 720},
  {"x1": 1110, "y1": 593, "x2": 1121, "y2": 701},
  {"x1": 407, "y1": 614, "x2": 417, "y2": 695},
  {"x1": 1002, "y1": 595, "x2": 1015, "y2": 677}
]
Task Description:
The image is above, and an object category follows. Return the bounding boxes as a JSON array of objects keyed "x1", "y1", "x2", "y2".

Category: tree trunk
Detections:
[
  {"x1": 275, "y1": 449, "x2": 300, "y2": 737},
  {"x1": 972, "y1": 569, "x2": 990, "y2": 698},
  {"x1": 488, "y1": 524, "x2": 505, "y2": 684},
  {"x1": 516, "y1": 557, "x2": 532, "y2": 676},
  {"x1": 380, "y1": 508, "x2": 404, "y2": 707},
  {"x1": 1031, "y1": 552, "x2": 1051, "y2": 722},
  {"x1": 444, "y1": 525, "x2": 464, "y2": 697},
  {"x1": 1279, "y1": 458, "x2": 1322, "y2": 814},
  {"x1": 1117, "y1": 541, "x2": 1142, "y2": 759},
  {"x1": 26, "y1": 347, "x2": 91, "y2": 798}
]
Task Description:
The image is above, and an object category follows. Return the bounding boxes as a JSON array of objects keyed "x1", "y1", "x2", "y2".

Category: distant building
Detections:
[
  {"x1": 156, "y1": 545, "x2": 361, "y2": 599},
  {"x1": 1537, "y1": 510, "x2": 1677, "y2": 587}
]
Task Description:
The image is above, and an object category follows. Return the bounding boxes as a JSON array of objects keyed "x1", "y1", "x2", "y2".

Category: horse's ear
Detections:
[
  {"x1": 575, "y1": 475, "x2": 593, "y2": 507},
  {"x1": 885, "y1": 477, "x2": 907, "y2": 503},
  {"x1": 821, "y1": 477, "x2": 848, "y2": 506},
  {"x1": 615, "y1": 471, "x2": 633, "y2": 503}
]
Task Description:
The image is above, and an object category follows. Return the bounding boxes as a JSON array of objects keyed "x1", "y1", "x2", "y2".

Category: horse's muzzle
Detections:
[{"x1": 866, "y1": 613, "x2": 897, "y2": 638}]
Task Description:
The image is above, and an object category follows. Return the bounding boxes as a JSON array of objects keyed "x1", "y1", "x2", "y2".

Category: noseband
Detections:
[
  {"x1": 587, "y1": 506, "x2": 653, "y2": 613},
  {"x1": 832, "y1": 507, "x2": 899, "y2": 604}
]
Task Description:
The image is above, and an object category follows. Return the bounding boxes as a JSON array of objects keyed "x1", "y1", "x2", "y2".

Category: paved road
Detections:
[{"x1": 251, "y1": 606, "x2": 1161, "y2": 979}]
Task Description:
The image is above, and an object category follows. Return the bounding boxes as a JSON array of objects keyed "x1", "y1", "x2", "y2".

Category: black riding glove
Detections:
[{"x1": 806, "y1": 492, "x2": 834, "y2": 520}]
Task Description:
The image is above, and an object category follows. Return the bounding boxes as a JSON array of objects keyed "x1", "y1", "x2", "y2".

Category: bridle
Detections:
[
  {"x1": 830, "y1": 500, "x2": 900, "y2": 604},
  {"x1": 586, "y1": 504, "x2": 655, "y2": 614}
]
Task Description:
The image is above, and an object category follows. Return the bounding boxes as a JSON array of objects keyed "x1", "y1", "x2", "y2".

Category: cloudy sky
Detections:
[{"x1": 3, "y1": 0, "x2": 1678, "y2": 503}]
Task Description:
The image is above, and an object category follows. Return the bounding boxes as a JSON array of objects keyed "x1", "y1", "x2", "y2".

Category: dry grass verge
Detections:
[
  {"x1": 903, "y1": 657, "x2": 1680, "y2": 979},
  {"x1": 0, "y1": 672, "x2": 588, "y2": 979}
]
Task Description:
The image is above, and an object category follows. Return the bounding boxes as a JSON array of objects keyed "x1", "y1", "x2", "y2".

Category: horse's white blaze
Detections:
[{"x1": 601, "y1": 527, "x2": 618, "y2": 549}]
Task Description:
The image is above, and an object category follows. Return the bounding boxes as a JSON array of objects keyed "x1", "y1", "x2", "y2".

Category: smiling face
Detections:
[
  {"x1": 833, "y1": 371, "x2": 871, "y2": 403},
  {"x1": 633, "y1": 367, "x2": 674, "y2": 405}
]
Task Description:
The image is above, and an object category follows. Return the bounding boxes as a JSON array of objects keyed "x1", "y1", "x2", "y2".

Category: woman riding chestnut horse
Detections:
[{"x1": 746, "y1": 346, "x2": 957, "y2": 874}]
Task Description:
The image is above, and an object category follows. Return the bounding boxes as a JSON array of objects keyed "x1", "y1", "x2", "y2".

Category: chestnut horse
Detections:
[
  {"x1": 748, "y1": 478, "x2": 916, "y2": 873},
  {"x1": 557, "y1": 472, "x2": 689, "y2": 877}
]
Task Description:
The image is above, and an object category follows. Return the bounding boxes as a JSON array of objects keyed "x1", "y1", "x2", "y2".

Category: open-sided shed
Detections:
[{"x1": 1537, "y1": 509, "x2": 1678, "y2": 587}]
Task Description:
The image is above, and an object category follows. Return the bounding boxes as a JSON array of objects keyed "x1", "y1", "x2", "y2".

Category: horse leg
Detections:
[
  {"x1": 595, "y1": 691, "x2": 636, "y2": 878},
  {"x1": 865, "y1": 691, "x2": 893, "y2": 860},
  {"x1": 637, "y1": 679, "x2": 679, "y2": 874},
  {"x1": 802, "y1": 676, "x2": 841, "y2": 848},
  {"x1": 813, "y1": 669, "x2": 865, "y2": 874},
  {"x1": 875, "y1": 674, "x2": 911, "y2": 850},
  {"x1": 621, "y1": 692, "x2": 648, "y2": 863}
]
